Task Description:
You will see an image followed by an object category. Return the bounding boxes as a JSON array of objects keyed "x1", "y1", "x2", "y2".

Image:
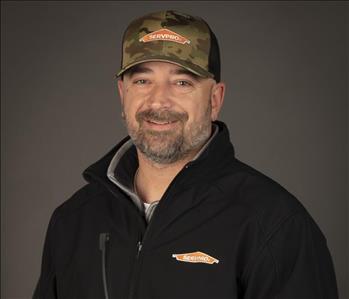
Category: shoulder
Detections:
[
  {"x1": 215, "y1": 158, "x2": 310, "y2": 236},
  {"x1": 49, "y1": 182, "x2": 106, "y2": 225}
]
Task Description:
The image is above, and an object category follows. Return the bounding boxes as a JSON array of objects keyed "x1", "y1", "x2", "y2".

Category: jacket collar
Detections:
[{"x1": 105, "y1": 123, "x2": 220, "y2": 213}]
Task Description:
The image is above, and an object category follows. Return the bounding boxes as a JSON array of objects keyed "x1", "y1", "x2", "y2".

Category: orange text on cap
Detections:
[{"x1": 139, "y1": 29, "x2": 191, "y2": 45}]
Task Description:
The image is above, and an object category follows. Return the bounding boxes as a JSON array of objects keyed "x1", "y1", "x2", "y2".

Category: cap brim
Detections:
[{"x1": 114, "y1": 56, "x2": 214, "y2": 79}]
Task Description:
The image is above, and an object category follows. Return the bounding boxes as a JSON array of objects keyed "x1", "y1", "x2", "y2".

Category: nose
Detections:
[{"x1": 146, "y1": 82, "x2": 172, "y2": 109}]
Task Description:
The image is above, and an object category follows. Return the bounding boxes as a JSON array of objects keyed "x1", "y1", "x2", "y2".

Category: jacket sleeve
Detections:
[
  {"x1": 32, "y1": 211, "x2": 58, "y2": 299},
  {"x1": 242, "y1": 210, "x2": 338, "y2": 299}
]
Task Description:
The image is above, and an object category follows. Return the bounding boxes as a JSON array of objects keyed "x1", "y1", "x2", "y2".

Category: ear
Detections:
[
  {"x1": 210, "y1": 82, "x2": 225, "y2": 121},
  {"x1": 117, "y1": 79, "x2": 125, "y2": 106}
]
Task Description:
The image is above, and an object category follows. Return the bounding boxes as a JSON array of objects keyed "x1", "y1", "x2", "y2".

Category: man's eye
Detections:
[
  {"x1": 176, "y1": 80, "x2": 191, "y2": 86},
  {"x1": 134, "y1": 79, "x2": 148, "y2": 84}
]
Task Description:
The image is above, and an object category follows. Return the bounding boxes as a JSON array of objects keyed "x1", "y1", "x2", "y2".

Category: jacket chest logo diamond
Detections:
[
  {"x1": 172, "y1": 251, "x2": 219, "y2": 264},
  {"x1": 139, "y1": 29, "x2": 191, "y2": 44}
]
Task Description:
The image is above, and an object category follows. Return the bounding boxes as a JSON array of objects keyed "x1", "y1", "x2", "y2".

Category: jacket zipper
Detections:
[
  {"x1": 136, "y1": 241, "x2": 142, "y2": 258},
  {"x1": 99, "y1": 233, "x2": 110, "y2": 299},
  {"x1": 128, "y1": 228, "x2": 151, "y2": 299},
  {"x1": 128, "y1": 163, "x2": 192, "y2": 299}
]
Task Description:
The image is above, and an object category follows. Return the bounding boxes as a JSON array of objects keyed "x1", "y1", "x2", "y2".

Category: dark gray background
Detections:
[{"x1": 1, "y1": 1, "x2": 348, "y2": 298}]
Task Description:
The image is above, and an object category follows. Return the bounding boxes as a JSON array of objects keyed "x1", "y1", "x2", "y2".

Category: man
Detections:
[{"x1": 33, "y1": 10, "x2": 338, "y2": 299}]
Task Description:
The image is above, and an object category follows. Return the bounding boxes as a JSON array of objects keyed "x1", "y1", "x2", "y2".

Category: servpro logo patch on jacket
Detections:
[{"x1": 172, "y1": 251, "x2": 219, "y2": 265}]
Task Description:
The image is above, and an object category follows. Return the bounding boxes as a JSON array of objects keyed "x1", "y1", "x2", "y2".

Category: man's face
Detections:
[{"x1": 117, "y1": 61, "x2": 225, "y2": 165}]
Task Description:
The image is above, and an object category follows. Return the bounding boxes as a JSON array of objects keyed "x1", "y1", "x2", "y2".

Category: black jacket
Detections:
[{"x1": 33, "y1": 121, "x2": 338, "y2": 299}]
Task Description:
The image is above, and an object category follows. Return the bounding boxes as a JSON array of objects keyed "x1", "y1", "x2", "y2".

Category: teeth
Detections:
[{"x1": 150, "y1": 120, "x2": 171, "y2": 124}]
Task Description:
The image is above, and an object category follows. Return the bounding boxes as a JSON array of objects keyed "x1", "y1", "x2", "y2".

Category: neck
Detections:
[{"x1": 134, "y1": 147, "x2": 199, "y2": 204}]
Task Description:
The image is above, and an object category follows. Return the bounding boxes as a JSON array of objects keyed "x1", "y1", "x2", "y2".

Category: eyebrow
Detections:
[
  {"x1": 170, "y1": 68, "x2": 201, "y2": 82},
  {"x1": 125, "y1": 65, "x2": 153, "y2": 78}
]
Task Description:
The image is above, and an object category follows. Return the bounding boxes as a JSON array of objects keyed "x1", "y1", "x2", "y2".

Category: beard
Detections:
[{"x1": 123, "y1": 103, "x2": 212, "y2": 165}]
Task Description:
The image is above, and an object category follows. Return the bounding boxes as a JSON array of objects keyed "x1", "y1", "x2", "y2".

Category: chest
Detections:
[{"x1": 55, "y1": 188, "x2": 258, "y2": 299}]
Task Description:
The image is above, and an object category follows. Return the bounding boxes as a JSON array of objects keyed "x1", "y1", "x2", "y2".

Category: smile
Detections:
[{"x1": 144, "y1": 120, "x2": 179, "y2": 130}]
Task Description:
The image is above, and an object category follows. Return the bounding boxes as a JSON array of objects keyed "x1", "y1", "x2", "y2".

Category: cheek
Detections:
[
  {"x1": 185, "y1": 98, "x2": 211, "y2": 124},
  {"x1": 122, "y1": 95, "x2": 143, "y2": 118}
]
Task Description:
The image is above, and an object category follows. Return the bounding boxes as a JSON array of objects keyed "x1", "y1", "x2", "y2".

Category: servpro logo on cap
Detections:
[
  {"x1": 172, "y1": 251, "x2": 219, "y2": 265},
  {"x1": 139, "y1": 29, "x2": 191, "y2": 45}
]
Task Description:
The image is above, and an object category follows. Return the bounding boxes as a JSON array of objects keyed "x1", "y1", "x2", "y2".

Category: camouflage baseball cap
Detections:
[{"x1": 116, "y1": 10, "x2": 221, "y2": 82}]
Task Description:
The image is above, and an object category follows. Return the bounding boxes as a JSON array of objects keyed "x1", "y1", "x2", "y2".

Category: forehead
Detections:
[
  {"x1": 124, "y1": 61, "x2": 201, "y2": 79},
  {"x1": 136, "y1": 61, "x2": 183, "y2": 71}
]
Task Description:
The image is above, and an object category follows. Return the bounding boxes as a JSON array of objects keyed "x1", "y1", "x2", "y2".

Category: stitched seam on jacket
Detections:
[
  {"x1": 241, "y1": 209, "x2": 305, "y2": 284},
  {"x1": 212, "y1": 172, "x2": 305, "y2": 288}
]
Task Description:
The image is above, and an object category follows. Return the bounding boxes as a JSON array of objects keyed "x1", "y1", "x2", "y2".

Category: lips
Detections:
[
  {"x1": 136, "y1": 109, "x2": 188, "y2": 130},
  {"x1": 144, "y1": 119, "x2": 179, "y2": 130},
  {"x1": 147, "y1": 119, "x2": 177, "y2": 125}
]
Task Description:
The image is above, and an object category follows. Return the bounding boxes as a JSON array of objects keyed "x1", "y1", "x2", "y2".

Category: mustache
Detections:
[{"x1": 136, "y1": 109, "x2": 188, "y2": 123}]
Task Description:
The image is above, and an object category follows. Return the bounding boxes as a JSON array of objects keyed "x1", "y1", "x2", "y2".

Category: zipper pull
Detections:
[
  {"x1": 136, "y1": 241, "x2": 142, "y2": 258},
  {"x1": 99, "y1": 233, "x2": 110, "y2": 251},
  {"x1": 99, "y1": 233, "x2": 110, "y2": 299}
]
